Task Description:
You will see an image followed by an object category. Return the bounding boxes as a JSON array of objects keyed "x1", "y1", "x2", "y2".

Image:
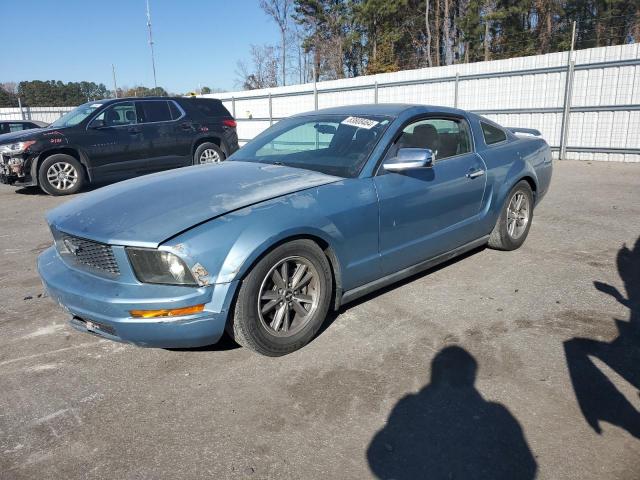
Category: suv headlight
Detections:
[
  {"x1": 126, "y1": 248, "x2": 197, "y2": 286},
  {"x1": 2, "y1": 140, "x2": 36, "y2": 154}
]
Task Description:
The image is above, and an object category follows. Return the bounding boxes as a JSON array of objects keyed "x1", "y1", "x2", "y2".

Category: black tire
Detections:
[
  {"x1": 488, "y1": 180, "x2": 534, "y2": 251},
  {"x1": 38, "y1": 154, "x2": 86, "y2": 196},
  {"x1": 193, "y1": 142, "x2": 225, "y2": 165},
  {"x1": 227, "y1": 240, "x2": 333, "y2": 356}
]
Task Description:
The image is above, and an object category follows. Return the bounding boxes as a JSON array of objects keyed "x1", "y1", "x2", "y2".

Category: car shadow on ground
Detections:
[
  {"x1": 14, "y1": 180, "x2": 119, "y2": 196},
  {"x1": 177, "y1": 246, "x2": 488, "y2": 353},
  {"x1": 168, "y1": 332, "x2": 241, "y2": 353},
  {"x1": 564, "y1": 236, "x2": 640, "y2": 438},
  {"x1": 367, "y1": 345, "x2": 537, "y2": 479},
  {"x1": 315, "y1": 245, "x2": 487, "y2": 340}
]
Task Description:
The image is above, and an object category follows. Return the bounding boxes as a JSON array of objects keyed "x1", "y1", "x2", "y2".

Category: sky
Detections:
[{"x1": 0, "y1": 0, "x2": 279, "y2": 93}]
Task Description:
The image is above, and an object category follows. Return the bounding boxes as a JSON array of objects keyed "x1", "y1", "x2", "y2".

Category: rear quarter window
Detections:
[
  {"x1": 481, "y1": 122, "x2": 507, "y2": 145},
  {"x1": 193, "y1": 99, "x2": 231, "y2": 118}
]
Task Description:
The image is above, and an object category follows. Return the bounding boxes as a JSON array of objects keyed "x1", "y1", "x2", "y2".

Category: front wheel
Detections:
[
  {"x1": 488, "y1": 180, "x2": 534, "y2": 251},
  {"x1": 227, "y1": 240, "x2": 333, "y2": 356},
  {"x1": 38, "y1": 154, "x2": 86, "y2": 196},
  {"x1": 193, "y1": 142, "x2": 225, "y2": 165}
]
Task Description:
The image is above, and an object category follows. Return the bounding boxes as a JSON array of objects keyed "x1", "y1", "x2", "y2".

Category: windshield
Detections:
[
  {"x1": 49, "y1": 102, "x2": 105, "y2": 128},
  {"x1": 230, "y1": 114, "x2": 391, "y2": 178}
]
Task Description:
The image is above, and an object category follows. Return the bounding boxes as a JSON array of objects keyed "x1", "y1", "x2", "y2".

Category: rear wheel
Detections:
[
  {"x1": 488, "y1": 180, "x2": 534, "y2": 251},
  {"x1": 227, "y1": 240, "x2": 332, "y2": 356},
  {"x1": 38, "y1": 154, "x2": 85, "y2": 196},
  {"x1": 193, "y1": 142, "x2": 225, "y2": 165}
]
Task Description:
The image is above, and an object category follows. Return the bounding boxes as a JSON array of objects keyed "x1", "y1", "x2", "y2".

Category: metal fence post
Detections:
[
  {"x1": 313, "y1": 84, "x2": 318, "y2": 111},
  {"x1": 559, "y1": 21, "x2": 577, "y2": 160},
  {"x1": 454, "y1": 73, "x2": 459, "y2": 108},
  {"x1": 18, "y1": 97, "x2": 25, "y2": 120},
  {"x1": 232, "y1": 96, "x2": 236, "y2": 118},
  {"x1": 268, "y1": 93, "x2": 273, "y2": 126},
  {"x1": 374, "y1": 81, "x2": 379, "y2": 104},
  {"x1": 559, "y1": 60, "x2": 576, "y2": 160}
]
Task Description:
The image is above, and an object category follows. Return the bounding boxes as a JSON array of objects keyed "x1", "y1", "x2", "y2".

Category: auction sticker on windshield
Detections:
[{"x1": 341, "y1": 116, "x2": 379, "y2": 129}]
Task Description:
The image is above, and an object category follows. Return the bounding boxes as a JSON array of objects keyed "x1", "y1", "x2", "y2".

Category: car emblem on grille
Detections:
[{"x1": 64, "y1": 238, "x2": 82, "y2": 255}]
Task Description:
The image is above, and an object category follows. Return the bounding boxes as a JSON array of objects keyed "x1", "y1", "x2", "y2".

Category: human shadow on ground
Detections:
[
  {"x1": 367, "y1": 346, "x2": 537, "y2": 480},
  {"x1": 564, "y1": 236, "x2": 640, "y2": 438}
]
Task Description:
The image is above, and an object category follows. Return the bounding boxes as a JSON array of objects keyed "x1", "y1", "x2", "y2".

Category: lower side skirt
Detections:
[{"x1": 340, "y1": 235, "x2": 490, "y2": 306}]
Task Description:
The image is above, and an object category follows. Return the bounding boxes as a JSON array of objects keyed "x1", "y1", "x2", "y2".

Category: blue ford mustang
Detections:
[{"x1": 38, "y1": 104, "x2": 552, "y2": 356}]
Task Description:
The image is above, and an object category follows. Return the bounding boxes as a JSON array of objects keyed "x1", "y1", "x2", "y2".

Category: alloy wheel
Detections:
[
  {"x1": 507, "y1": 191, "x2": 530, "y2": 239},
  {"x1": 257, "y1": 256, "x2": 320, "y2": 337},
  {"x1": 199, "y1": 148, "x2": 222, "y2": 164},
  {"x1": 46, "y1": 162, "x2": 79, "y2": 191}
]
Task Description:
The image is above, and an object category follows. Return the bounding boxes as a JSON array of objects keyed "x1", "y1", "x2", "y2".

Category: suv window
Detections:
[
  {"x1": 193, "y1": 99, "x2": 230, "y2": 118},
  {"x1": 387, "y1": 117, "x2": 472, "y2": 161},
  {"x1": 93, "y1": 102, "x2": 137, "y2": 127},
  {"x1": 137, "y1": 100, "x2": 172, "y2": 123},
  {"x1": 481, "y1": 122, "x2": 507, "y2": 144},
  {"x1": 168, "y1": 101, "x2": 183, "y2": 120}
]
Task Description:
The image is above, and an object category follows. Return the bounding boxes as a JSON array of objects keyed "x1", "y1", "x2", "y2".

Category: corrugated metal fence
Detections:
[
  {"x1": 207, "y1": 43, "x2": 640, "y2": 162},
  {"x1": 0, "y1": 106, "x2": 75, "y2": 124},
  {"x1": 1, "y1": 43, "x2": 637, "y2": 161}
]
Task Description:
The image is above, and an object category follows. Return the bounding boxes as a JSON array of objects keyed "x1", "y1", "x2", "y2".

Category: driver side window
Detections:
[
  {"x1": 386, "y1": 117, "x2": 472, "y2": 162},
  {"x1": 93, "y1": 102, "x2": 137, "y2": 127}
]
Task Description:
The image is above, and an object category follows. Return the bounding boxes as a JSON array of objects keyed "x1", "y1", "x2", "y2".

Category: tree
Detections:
[
  {"x1": 201, "y1": 86, "x2": 212, "y2": 94},
  {"x1": 236, "y1": 45, "x2": 280, "y2": 90},
  {"x1": 260, "y1": 0, "x2": 292, "y2": 86},
  {"x1": 242, "y1": 0, "x2": 640, "y2": 87}
]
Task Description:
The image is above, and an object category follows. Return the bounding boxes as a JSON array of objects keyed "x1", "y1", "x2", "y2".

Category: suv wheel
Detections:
[
  {"x1": 194, "y1": 142, "x2": 225, "y2": 165},
  {"x1": 38, "y1": 154, "x2": 85, "y2": 196}
]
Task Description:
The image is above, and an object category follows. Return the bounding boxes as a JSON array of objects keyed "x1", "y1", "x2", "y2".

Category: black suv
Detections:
[{"x1": 0, "y1": 97, "x2": 238, "y2": 195}]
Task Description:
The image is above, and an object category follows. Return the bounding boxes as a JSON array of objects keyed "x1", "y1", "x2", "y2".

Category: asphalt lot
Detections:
[{"x1": 0, "y1": 160, "x2": 639, "y2": 479}]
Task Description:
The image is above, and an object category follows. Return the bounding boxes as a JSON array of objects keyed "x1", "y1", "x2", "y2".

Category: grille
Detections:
[{"x1": 60, "y1": 234, "x2": 120, "y2": 275}]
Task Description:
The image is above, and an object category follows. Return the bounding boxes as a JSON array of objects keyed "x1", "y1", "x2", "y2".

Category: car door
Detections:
[
  {"x1": 374, "y1": 115, "x2": 487, "y2": 275},
  {"x1": 84, "y1": 101, "x2": 150, "y2": 180},
  {"x1": 136, "y1": 100, "x2": 189, "y2": 172}
]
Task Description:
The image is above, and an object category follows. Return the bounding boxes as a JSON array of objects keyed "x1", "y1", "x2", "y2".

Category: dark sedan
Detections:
[{"x1": 0, "y1": 119, "x2": 48, "y2": 134}]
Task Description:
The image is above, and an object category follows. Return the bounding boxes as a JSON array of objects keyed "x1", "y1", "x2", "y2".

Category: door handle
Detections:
[
  {"x1": 179, "y1": 122, "x2": 192, "y2": 131},
  {"x1": 127, "y1": 126, "x2": 142, "y2": 134},
  {"x1": 466, "y1": 169, "x2": 485, "y2": 179}
]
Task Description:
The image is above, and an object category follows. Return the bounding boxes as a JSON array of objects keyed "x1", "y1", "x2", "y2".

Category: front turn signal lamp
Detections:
[{"x1": 130, "y1": 304, "x2": 205, "y2": 319}]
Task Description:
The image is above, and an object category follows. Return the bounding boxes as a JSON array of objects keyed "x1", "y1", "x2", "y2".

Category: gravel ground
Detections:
[{"x1": 0, "y1": 160, "x2": 638, "y2": 480}]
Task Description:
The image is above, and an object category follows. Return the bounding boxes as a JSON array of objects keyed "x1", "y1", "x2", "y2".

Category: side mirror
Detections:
[
  {"x1": 89, "y1": 119, "x2": 105, "y2": 129},
  {"x1": 383, "y1": 148, "x2": 435, "y2": 172}
]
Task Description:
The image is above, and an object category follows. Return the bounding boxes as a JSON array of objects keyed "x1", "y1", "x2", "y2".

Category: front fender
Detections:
[{"x1": 160, "y1": 179, "x2": 380, "y2": 293}]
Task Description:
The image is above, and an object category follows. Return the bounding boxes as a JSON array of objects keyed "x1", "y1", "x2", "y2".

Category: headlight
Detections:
[
  {"x1": 126, "y1": 248, "x2": 197, "y2": 286},
  {"x1": 2, "y1": 140, "x2": 36, "y2": 154}
]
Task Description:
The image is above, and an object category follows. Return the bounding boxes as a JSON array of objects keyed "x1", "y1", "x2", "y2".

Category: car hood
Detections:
[
  {"x1": 0, "y1": 128, "x2": 44, "y2": 144},
  {"x1": 47, "y1": 161, "x2": 341, "y2": 248}
]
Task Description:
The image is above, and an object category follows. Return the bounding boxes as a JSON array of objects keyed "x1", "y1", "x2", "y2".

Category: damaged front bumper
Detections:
[
  {"x1": 37, "y1": 246, "x2": 237, "y2": 348},
  {"x1": 0, "y1": 152, "x2": 36, "y2": 186}
]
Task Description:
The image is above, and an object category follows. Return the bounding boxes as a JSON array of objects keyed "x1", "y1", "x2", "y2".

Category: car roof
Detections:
[
  {"x1": 292, "y1": 103, "x2": 468, "y2": 118},
  {"x1": 93, "y1": 96, "x2": 221, "y2": 104}
]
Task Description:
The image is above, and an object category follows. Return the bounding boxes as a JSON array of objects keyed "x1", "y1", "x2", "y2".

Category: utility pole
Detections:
[
  {"x1": 146, "y1": 0, "x2": 158, "y2": 91},
  {"x1": 112, "y1": 64, "x2": 118, "y2": 98}
]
